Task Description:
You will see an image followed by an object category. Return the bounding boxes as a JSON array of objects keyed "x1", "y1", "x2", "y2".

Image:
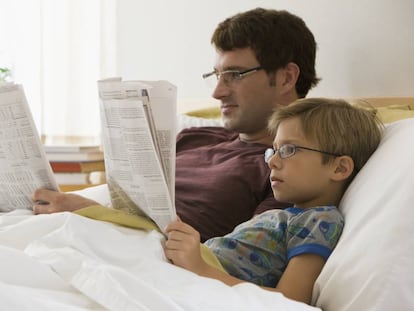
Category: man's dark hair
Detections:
[{"x1": 211, "y1": 8, "x2": 320, "y2": 97}]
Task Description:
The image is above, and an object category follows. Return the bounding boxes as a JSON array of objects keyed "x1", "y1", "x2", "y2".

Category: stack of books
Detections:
[{"x1": 44, "y1": 145, "x2": 106, "y2": 191}]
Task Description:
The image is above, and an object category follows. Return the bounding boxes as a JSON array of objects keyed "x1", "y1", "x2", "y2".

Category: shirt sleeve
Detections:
[{"x1": 285, "y1": 208, "x2": 344, "y2": 261}]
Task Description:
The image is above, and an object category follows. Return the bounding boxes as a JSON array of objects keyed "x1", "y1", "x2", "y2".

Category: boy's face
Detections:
[
  {"x1": 268, "y1": 117, "x2": 337, "y2": 208},
  {"x1": 211, "y1": 47, "x2": 288, "y2": 134}
]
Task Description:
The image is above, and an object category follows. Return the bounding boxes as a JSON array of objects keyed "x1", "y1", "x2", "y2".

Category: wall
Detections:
[{"x1": 116, "y1": 0, "x2": 414, "y2": 112}]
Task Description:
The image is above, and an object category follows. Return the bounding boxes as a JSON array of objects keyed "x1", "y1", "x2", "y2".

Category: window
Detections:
[{"x1": 0, "y1": 0, "x2": 116, "y2": 143}]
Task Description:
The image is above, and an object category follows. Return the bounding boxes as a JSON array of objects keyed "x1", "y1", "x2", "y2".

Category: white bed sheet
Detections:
[
  {"x1": 4, "y1": 115, "x2": 413, "y2": 310},
  {"x1": 0, "y1": 209, "x2": 318, "y2": 311}
]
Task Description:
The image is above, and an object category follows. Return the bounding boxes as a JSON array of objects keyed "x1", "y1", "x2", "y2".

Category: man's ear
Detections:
[
  {"x1": 331, "y1": 156, "x2": 354, "y2": 182},
  {"x1": 279, "y1": 62, "x2": 300, "y2": 92}
]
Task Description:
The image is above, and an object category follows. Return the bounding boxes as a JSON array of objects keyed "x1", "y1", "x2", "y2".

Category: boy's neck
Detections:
[{"x1": 293, "y1": 188, "x2": 343, "y2": 209}]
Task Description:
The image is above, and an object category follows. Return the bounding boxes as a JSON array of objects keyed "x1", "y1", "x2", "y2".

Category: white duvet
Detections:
[
  {"x1": 0, "y1": 209, "x2": 318, "y2": 311},
  {"x1": 2, "y1": 118, "x2": 414, "y2": 310}
]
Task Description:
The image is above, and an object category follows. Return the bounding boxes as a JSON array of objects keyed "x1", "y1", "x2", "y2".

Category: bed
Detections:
[{"x1": 1, "y1": 98, "x2": 414, "y2": 310}]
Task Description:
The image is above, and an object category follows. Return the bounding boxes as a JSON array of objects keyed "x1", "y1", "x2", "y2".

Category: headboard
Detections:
[{"x1": 349, "y1": 97, "x2": 414, "y2": 109}]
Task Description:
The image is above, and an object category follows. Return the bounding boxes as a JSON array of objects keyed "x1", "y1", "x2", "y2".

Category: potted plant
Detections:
[{"x1": 0, "y1": 67, "x2": 12, "y2": 83}]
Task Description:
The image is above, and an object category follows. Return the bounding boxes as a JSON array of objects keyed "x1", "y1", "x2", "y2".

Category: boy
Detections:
[{"x1": 165, "y1": 98, "x2": 383, "y2": 304}]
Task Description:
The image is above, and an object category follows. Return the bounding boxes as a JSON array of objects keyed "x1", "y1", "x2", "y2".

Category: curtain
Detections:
[{"x1": 0, "y1": 0, "x2": 117, "y2": 144}]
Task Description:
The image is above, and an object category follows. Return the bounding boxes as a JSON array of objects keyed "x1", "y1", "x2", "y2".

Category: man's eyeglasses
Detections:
[
  {"x1": 202, "y1": 66, "x2": 263, "y2": 87},
  {"x1": 264, "y1": 144, "x2": 342, "y2": 163}
]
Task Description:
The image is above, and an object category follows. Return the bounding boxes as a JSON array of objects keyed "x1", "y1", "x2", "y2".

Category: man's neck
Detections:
[
  {"x1": 239, "y1": 130, "x2": 274, "y2": 145},
  {"x1": 238, "y1": 94, "x2": 300, "y2": 145}
]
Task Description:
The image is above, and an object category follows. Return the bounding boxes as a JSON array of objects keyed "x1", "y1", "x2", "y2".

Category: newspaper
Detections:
[
  {"x1": 0, "y1": 83, "x2": 59, "y2": 212},
  {"x1": 97, "y1": 78, "x2": 177, "y2": 232}
]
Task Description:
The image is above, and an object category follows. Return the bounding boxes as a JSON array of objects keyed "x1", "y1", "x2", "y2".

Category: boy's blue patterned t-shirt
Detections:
[{"x1": 204, "y1": 206, "x2": 344, "y2": 287}]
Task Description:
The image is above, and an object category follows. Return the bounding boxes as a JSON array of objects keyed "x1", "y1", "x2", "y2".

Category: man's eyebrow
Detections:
[
  {"x1": 214, "y1": 66, "x2": 246, "y2": 71},
  {"x1": 224, "y1": 66, "x2": 244, "y2": 70}
]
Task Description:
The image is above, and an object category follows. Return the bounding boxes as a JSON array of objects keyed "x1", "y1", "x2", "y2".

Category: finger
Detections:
[
  {"x1": 32, "y1": 188, "x2": 58, "y2": 203},
  {"x1": 164, "y1": 249, "x2": 181, "y2": 263},
  {"x1": 165, "y1": 221, "x2": 183, "y2": 233},
  {"x1": 33, "y1": 202, "x2": 53, "y2": 214},
  {"x1": 34, "y1": 199, "x2": 50, "y2": 205},
  {"x1": 166, "y1": 221, "x2": 196, "y2": 234},
  {"x1": 167, "y1": 230, "x2": 187, "y2": 242},
  {"x1": 164, "y1": 238, "x2": 180, "y2": 250},
  {"x1": 165, "y1": 239, "x2": 193, "y2": 255}
]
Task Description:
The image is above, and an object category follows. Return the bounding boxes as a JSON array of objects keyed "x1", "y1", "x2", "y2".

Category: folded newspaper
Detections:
[
  {"x1": 0, "y1": 80, "x2": 177, "y2": 233},
  {"x1": 0, "y1": 83, "x2": 59, "y2": 211},
  {"x1": 97, "y1": 78, "x2": 177, "y2": 232}
]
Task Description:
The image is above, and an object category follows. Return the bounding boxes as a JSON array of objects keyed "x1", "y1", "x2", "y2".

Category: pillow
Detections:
[
  {"x1": 184, "y1": 106, "x2": 221, "y2": 119},
  {"x1": 313, "y1": 118, "x2": 414, "y2": 310},
  {"x1": 176, "y1": 113, "x2": 223, "y2": 133},
  {"x1": 183, "y1": 103, "x2": 414, "y2": 125},
  {"x1": 351, "y1": 101, "x2": 414, "y2": 124},
  {"x1": 375, "y1": 106, "x2": 414, "y2": 123},
  {"x1": 70, "y1": 183, "x2": 111, "y2": 207}
]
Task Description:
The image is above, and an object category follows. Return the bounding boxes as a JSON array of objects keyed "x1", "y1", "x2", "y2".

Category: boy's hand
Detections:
[{"x1": 164, "y1": 220, "x2": 207, "y2": 273}]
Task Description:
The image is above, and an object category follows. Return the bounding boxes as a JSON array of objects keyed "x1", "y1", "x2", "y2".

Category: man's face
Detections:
[{"x1": 211, "y1": 48, "x2": 283, "y2": 134}]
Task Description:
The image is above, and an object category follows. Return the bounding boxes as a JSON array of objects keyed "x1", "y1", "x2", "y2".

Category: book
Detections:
[
  {"x1": 44, "y1": 143, "x2": 104, "y2": 162},
  {"x1": 0, "y1": 83, "x2": 59, "y2": 211},
  {"x1": 98, "y1": 78, "x2": 177, "y2": 232},
  {"x1": 50, "y1": 160, "x2": 105, "y2": 173},
  {"x1": 44, "y1": 144, "x2": 102, "y2": 153},
  {"x1": 54, "y1": 172, "x2": 91, "y2": 185},
  {"x1": 45, "y1": 151, "x2": 104, "y2": 162},
  {"x1": 54, "y1": 171, "x2": 106, "y2": 185}
]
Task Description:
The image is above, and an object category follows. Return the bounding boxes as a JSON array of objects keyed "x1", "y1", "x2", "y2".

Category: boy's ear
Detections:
[{"x1": 331, "y1": 156, "x2": 354, "y2": 181}]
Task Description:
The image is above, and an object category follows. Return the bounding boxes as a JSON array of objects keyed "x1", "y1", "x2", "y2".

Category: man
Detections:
[{"x1": 33, "y1": 8, "x2": 319, "y2": 242}]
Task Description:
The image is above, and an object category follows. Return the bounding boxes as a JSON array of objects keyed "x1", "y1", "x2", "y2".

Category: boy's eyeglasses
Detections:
[
  {"x1": 264, "y1": 144, "x2": 342, "y2": 163},
  {"x1": 202, "y1": 66, "x2": 263, "y2": 87}
]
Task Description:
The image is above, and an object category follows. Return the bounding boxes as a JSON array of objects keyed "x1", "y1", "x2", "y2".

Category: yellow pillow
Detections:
[
  {"x1": 75, "y1": 205, "x2": 226, "y2": 272},
  {"x1": 185, "y1": 107, "x2": 221, "y2": 119},
  {"x1": 375, "y1": 105, "x2": 414, "y2": 123},
  {"x1": 185, "y1": 103, "x2": 414, "y2": 124},
  {"x1": 344, "y1": 101, "x2": 414, "y2": 124}
]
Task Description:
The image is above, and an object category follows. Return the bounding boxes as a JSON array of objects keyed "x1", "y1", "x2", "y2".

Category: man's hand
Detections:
[
  {"x1": 32, "y1": 188, "x2": 99, "y2": 214},
  {"x1": 164, "y1": 220, "x2": 208, "y2": 274}
]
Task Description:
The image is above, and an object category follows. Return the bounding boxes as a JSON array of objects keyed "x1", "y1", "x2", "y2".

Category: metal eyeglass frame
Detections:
[
  {"x1": 264, "y1": 144, "x2": 342, "y2": 163},
  {"x1": 202, "y1": 66, "x2": 263, "y2": 86}
]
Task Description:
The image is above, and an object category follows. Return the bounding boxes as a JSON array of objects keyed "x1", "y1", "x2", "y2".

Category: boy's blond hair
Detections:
[{"x1": 268, "y1": 98, "x2": 384, "y2": 182}]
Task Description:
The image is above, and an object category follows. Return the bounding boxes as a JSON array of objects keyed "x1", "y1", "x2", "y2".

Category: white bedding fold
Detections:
[{"x1": 0, "y1": 211, "x2": 319, "y2": 311}]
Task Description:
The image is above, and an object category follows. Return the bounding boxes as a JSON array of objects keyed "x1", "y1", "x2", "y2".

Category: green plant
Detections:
[{"x1": 0, "y1": 67, "x2": 12, "y2": 82}]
